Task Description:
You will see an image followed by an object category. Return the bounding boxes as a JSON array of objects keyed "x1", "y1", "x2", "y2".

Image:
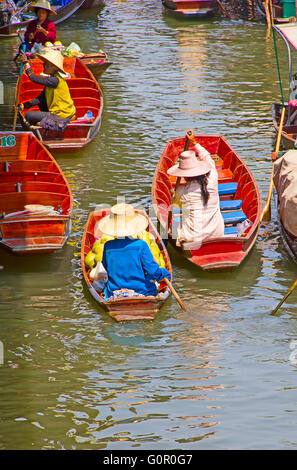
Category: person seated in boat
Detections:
[
  {"x1": 167, "y1": 129, "x2": 224, "y2": 247},
  {"x1": 97, "y1": 203, "x2": 171, "y2": 300},
  {"x1": 18, "y1": 48, "x2": 76, "y2": 126},
  {"x1": 23, "y1": 0, "x2": 56, "y2": 48}
]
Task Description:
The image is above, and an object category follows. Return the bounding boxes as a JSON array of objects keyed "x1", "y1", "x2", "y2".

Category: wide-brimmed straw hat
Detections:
[
  {"x1": 36, "y1": 49, "x2": 66, "y2": 74},
  {"x1": 167, "y1": 150, "x2": 211, "y2": 177},
  {"x1": 98, "y1": 203, "x2": 148, "y2": 237},
  {"x1": 30, "y1": 0, "x2": 57, "y2": 15}
]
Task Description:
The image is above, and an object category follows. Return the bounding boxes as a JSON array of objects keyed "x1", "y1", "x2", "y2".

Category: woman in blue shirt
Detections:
[{"x1": 98, "y1": 203, "x2": 171, "y2": 299}]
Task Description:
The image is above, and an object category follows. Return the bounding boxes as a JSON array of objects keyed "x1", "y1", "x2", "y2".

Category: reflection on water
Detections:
[{"x1": 0, "y1": 0, "x2": 297, "y2": 450}]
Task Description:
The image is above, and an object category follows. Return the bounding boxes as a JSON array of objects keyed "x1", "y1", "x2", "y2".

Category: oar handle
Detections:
[
  {"x1": 13, "y1": 43, "x2": 26, "y2": 132},
  {"x1": 271, "y1": 278, "x2": 297, "y2": 315},
  {"x1": 163, "y1": 277, "x2": 187, "y2": 311}
]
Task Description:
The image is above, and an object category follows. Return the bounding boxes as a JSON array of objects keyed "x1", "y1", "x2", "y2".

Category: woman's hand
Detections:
[
  {"x1": 186, "y1": 129, "x2": 196, "y2": 146},
  {"x1": 36, "y1": 24, "x2": 47, "y2": 35},
  {"x1": 19, "y1": 52, "x2": 28, "y2": 63}
]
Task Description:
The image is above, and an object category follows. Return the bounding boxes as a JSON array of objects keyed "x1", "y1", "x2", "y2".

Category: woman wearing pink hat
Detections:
[{"x1": 167, "y1": 129, "x2": 224, "y2": 247}]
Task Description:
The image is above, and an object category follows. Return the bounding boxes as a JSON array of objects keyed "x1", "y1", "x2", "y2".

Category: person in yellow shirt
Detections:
[{"x1": 19, "y1": 49, "x2": 76, "y2": 126}]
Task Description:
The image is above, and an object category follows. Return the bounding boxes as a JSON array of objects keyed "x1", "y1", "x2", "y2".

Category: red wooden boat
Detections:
[
  {"x1": 0, "y1": 131, "x2": 73, "y2": 254},
  {"x1": 18, "y1": 56, "x2": 103, "y2": 152},
  {"x1": 0, "y1": 0, "x2": 86, "y2": 38},
  {"x1": 162, "y1": 0, "x2": 214, "y2": 18},
  {"x1": 152, "y1": 134, "x2": 261, "y2": 271},
  {"x1": 81, "y1": 208, "x2": 172, "y2": 322}
]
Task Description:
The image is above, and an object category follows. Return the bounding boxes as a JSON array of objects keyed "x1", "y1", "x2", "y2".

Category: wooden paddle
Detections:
[
  {"x1": 216, "y1": 0, "x2": 232, "y2": 19},
  {"x1": 13, "y1": 44, "x2": 26, "y2": 132},
  {"x1": 260, "y1": 105, "x2": 286, "y2": 223},
  {"x1": 271, "y1": 278, "x2": 297, "y2": 315},
  {"x1": 163, "y1": 277, "x2": 187, "y2": 311}
]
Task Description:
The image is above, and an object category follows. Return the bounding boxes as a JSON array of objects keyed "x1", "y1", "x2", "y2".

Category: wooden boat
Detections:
[
  {"x1": 272, "y1": 102, "x2": 297, "y2": 149},
  {"x1": 18, "y1": 56, "x2": 103, "y2": 152},
  {"x1": 80, "y1": 52, "x2": 112, "y2": 78},
  {"x1": 152, "y1": 134, "x2": 261, "y2": 271},
  {"x1": 0, "y1": 0, "x2": 86, "y2": 38},
  {"x1": 0, "y1": 131, "x2": 73, "y2": 254},
  {"x1": 81, "y1": 208, "x2": 172, "y2": 322},
  {"x1": 81, "y1": 0, "x2": 105, "y2": 9},
  {"x1": 277, "y1": 206, "x2": 297, "y2": 263},
  {"x1": 255, "y1": 0, "x2": 288, "y2": 23},
  {"x1": 162, "y1": 0, "x2": 214, "y2": 18},
  {"x1": 271, "y1": 23, "x2": 297, "y2": 149}
]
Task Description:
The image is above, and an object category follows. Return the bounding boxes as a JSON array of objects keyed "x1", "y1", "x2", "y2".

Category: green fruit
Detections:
[
  {"x1": 100, "y1": 235, "x2": 114, "y2": 244},
  {"x1": 92, "y1": 239, "x2": 102, "y2": 253},
  {"x1": 159, "y1": 253, "x2": 165, "y2": 268},
  {"x1": 94, "y1": 245, "x2": 104, "y2": 263},
  {"x1": 85, "y1": 251, "x2": 96, "y2": 269}
]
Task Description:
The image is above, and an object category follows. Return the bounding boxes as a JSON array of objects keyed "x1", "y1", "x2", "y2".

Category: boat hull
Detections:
[
  {"x1": 18, "y1": 57, "x2": 103, "y2": 152},
  {"x1": 162, "y1": 0, "x2": 214, "y2": 18},
  {"x1": 152, "y1": 134, "x2": 261, "y2": 272},
  {"x1": 80, "y1": 53, "x2": 112, "y2": 78},
  {"x1": 0, "y1": 0, "x2": 86, "y2": 37},
  {"x1": 81, "y1": 209, "x2": 172, "y2": 322},
  {"x1": 0, "y1": 131, "x2": 73, "y2": 254}
]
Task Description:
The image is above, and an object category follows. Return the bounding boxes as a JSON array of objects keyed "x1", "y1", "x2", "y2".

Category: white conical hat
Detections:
[{"x1": 98, "y1": 203, "x2": 148, "y2": 237}]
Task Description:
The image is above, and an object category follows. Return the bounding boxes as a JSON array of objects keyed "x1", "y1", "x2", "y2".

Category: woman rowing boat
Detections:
[
  {"x1": 97, "y1": 203, "x2": 171, "y2": 300},
  {"x1": 168, "y1": 129, "x2": 224, "y2": 247},
  {"x1": 18, "y1": 48, "x2": 76, "y2": 127}
]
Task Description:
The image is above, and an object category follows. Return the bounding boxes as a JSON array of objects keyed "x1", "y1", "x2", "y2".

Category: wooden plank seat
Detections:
[
  {"x1": 0, "y1": 192, "x2": 70, "y2": 215},
  {"x1": 0, "y1": 171, "x2": 64, "y2": 183},
  {"x1": 219, "y1": 199, "x2": 242, "y2": 211},
  {"x1": 222, "y1": 210, "x2": 247, "y2": 225},
  {"x1": 0, "y1": 160, "x2": 59, "y2": 173},
  {"x1": 0, "y1": 181, "x2": 68, "y2": 194},
  {"x1": 224, "y1": 226, "x2": 238, "y2": 236},
  {"x1": 218, "y1": 182, "x2": 237, "y2": 196},
  {"x1": 67, "y1": 78, "x2": 98, "y2": 90}
]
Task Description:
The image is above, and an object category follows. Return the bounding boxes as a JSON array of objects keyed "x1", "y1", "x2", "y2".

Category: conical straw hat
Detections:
[
  {"x1": 30, "y1": 0, "x2": 57, "y2": 15},
  {"x1": 36, "y1": 49, "x2": 66, "y2": 74},
  {"x1": 98, "y1": 203, "x2": 148, "y2": 237}
]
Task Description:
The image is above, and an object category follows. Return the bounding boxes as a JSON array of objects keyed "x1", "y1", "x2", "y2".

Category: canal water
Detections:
[{"x1": 0, "y1": 0, "x2": 297, "y2": 450}]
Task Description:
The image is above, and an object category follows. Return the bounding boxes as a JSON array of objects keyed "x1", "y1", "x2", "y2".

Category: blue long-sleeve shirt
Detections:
[{"x1": 102, "y1": 238, "x2": 171, "y2": 299}]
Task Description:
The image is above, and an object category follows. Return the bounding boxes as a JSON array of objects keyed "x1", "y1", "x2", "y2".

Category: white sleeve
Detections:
[{"x1": 194, "y1": 143, "x2": 215, "y2": 169}]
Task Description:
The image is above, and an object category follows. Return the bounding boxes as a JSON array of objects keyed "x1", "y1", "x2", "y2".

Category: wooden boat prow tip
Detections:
[
  {"x1": 0, "y1": 131, "x2": 73, "y2": 254},
  {"x1": 18, "y1": 57, "x2": 103, "y2": 152},
  {"x1": 81, "y1": 209, "x2": 172, "y2": 322},
  {"x1": 152, "y1": 134, "x2": 261, "y2": 272}
]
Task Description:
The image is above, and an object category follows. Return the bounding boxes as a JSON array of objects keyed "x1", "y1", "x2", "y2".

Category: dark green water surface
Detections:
[{"x1": 0, "y1": 0, "x2": 297, "y2": 450}]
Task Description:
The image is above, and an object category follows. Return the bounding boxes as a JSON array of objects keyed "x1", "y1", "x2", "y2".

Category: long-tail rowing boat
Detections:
[
  {"x1": 81, "y1": 208, "x2": 172, "y2": 322},
  {"x1": 152, "y1": 134, "x2": 261, "y2": 271},
  {"x1": 0, "y1": 131, "x2": 73, "y2": 254},
  {"x1": 0, "y1": 0, "x2": 86, "y2": 38},
  {"x1": 18, "y1": 56, "x2": 103, "y2": 152},
  {"x1": 162, "y1": 0, "x2": 214, "y2": 18}
]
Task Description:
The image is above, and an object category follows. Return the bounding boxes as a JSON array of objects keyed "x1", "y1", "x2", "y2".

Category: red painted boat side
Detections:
[
  {"x1": 0, "y1": 131, "x2": 73, "y2": 254},
  {"x1": 81, "y1": 209, "x2": 172, "y2": 321},
  {"x1": 18, "y1": 57, "x2": 103, "y2": 152},
  {"x1": 152, "y1": 135, "x2": 261, "y2": 271},
  {"x1": 162, "y1": 0, "x2": 214, "y2": 17}
]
